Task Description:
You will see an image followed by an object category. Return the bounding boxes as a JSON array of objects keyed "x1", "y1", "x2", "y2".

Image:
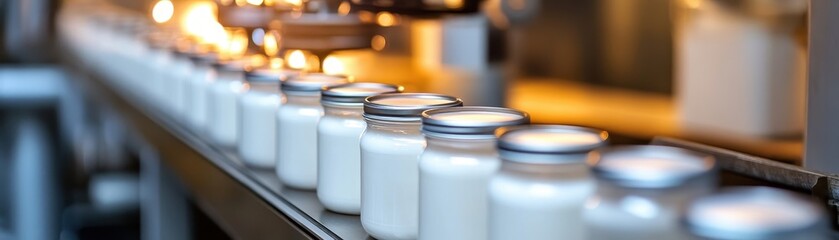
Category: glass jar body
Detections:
[
  {"x1": 238, "y1": 82, "x2": 282, "y2": 168},
  {"x1": 419, "y1": 137, "x2": 499, "y2": 240},
  {"x1": 276, "y1": 92, "x2": 323, "y2": 189},
  {"x1": 360, "y1": 119, "x2": 425, "y2": 240},
  {"x1": 207, "y1": 70, "x2": 245, "y2": 147},
  {"x1": 317, "y1": 104, "x2": 366, "y2": 214},
  {"x1": 186, "y1": 63, "x2": 214, "y2": 131},
  {"x1": 489, "y1": 161, "x2": 594, "y2": 240},
  {"x1": 584, "y1": 180, "x2": 713, "y2": 240}
]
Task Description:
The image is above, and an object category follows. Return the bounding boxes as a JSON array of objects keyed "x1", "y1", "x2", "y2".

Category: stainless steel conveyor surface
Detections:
[{"x1": 64, "y1": 54, "x2": 371, "y2": 240}]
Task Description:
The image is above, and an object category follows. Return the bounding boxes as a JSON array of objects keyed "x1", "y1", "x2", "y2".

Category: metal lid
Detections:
[
  {"x1": 422, "y1": 107, "x2": 530, "y2": 139},
  {"x1": 496, "y1": 125, "x2": 608, "y2": 163},
  {"x1": 685, "y1": 187, "x2": 825, "y2": 240},
  {"x1": 363, "y1": 93, "x2": 463, "y2": 121},
  {"x1": 281, "y1": 73, "x2": 349, "y2": 92},
  {"x1": 245, "y1": 67, "x2": 300, "y2": 83},
  {"x1": 321, "y1": 83, "x2": 403, "y2": 105},
  {"x1": 590, "y1": 145, "x2": 716, "y2": 189}
]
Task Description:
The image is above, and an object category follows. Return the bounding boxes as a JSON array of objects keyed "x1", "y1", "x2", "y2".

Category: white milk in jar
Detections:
[
  {"x1": 585, "y1": 145, "x2": 717, "y2": 240},
  {"x1": 360, "y1": 93, "x2": 462, "y2": 240},
  {"x1": 207, "y1": 59, "x2": 248, "y2": 148},
  {"x1": 418, "y1": 107, "x2": 530, "y2": 240},
  {"x1": 185, "y1": 52, "x2": 218, "y2": 132},
  {"x1": 488, "y1": 125, "x2": 608, "y2": 240},
  {"x1": 276, "y1": 73, "x2": 348, "y2": 189},
  {"x1": 237, "y1": 67, "x2": 298, "y2": 168},
  {"x1": 317, "y1": 83, "x2": 403, "y2": 214}
]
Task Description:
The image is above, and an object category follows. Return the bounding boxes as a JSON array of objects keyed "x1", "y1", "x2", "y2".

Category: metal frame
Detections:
[{"x1": 804, "y1": 0, "x2": 839, "y2": 173}]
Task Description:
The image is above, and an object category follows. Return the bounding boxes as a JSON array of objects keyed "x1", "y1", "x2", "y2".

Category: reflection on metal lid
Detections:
[
  {"x1": 321, "y1": 82, "x2": 403, "y2": 105},
  {"x1": 422, "y1": 107, "x2": 529, "y2": 138},
  {"x1": 281, "y1": 73, "x2": 349, "y2": 92},
  {"x1": 590, "y1": 145, "x2": 715, "y2": 188},
  {"x1": 685, "y1": 187, "x2": 825, "y2": 239},
  {"x1": 363, "y1": 93, "x2": 463, "y2": 121}
]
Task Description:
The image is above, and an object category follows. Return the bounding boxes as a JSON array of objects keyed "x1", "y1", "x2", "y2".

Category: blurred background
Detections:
[{"x1": 0, "y1": 0, "x2": 811, "y2": 239}]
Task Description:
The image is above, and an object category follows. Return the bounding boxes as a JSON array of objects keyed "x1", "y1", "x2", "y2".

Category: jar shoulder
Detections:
[{"x1": 360, "y1": 128, "x2": 425, "y2": 153}]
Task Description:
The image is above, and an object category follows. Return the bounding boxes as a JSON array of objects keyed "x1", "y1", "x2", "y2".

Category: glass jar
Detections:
[
  {"x1": 168, "y1": 49, "x2": 194, "y2": 120},
  {"x1": 207, "y1": 59, "x2": 248, "y2": 148},
  {"x1": 584, "y1": 145, "x2": 717, "y2": 240},
  {"x1": 684, "y1": 187, "x2": 827, "y2": 240},
  {"x1": 276, "y1": 73, "x2": 348, "y2": 189},
  {"x1": 317, "y1": 83, "x2": 403, "y2": 215},
  {"x1": 488, "y1": 125, "x2": 608, "y2": 240},
  {"x1": 237, "y1": 67, "x2": 298, "y2": 168},
  {"x1": 143, "y1": 35, "x2": 174, "y2": 108},
  {"x1": 185, "y1": 53, "x2": 218, "y2": 132},
  {"x1": 418, "y1": 107, "x2": 530, "y2": 240},
  {"x1": 360, "y1": 93, "x2": 462, "y2": 240}
]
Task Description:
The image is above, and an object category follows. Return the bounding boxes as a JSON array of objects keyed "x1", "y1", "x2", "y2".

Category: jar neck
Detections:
[
  {"x1": 246, "y1": 82, "x2": 280, "y2": 93},
  {"x1": 284, "y1": 92, "x2": 321, "y2": 105},
  {"x1": 425, "y1": 136, "x2": 497, "y2": 152},
  {"x1": 366, "y1": 118, "x2": 422, "y2": 132},
  {"x1": 323, "y1": 104, "x2": 363, "y2": 118},
  {"x1": 500, "y1": 160, "x2": 591, "y2": 180},
  {"x1": 595, "y1": 180, "x2": 712, "y2": 205}
]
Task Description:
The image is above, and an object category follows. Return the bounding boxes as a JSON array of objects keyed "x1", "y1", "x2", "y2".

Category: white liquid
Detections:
[
  {"x1": 207, "y1": 74, "x2": 245, "y2": 148},
  {"x1": 360, "y1": 123, "x2": 425, "y2": 240},
  {"x1": 275, "y1": 94, "x2": 322, "y2": 189},
  {"x1": 317, "y1": 106, "x2": 365, "y2": 214},
  {"x1": 584, "y1": 195, "x2": 685, "y2": 240},
  {"x1": 418, "y1": 140, "x2": 499, "y2": 240},
  {"x1": 147, "y1": 49, "x2": 172, "y2": 108},
  {"x1": 169, "y1": 58, "x2": 193, "y2": 120},
  {"x1": 186, "y1": 64, "x2": 214, "y2": 132},
  {"x1": 238, "y1": 87, "x2": 282, "y2": 168},
  {"x1": 489, "y1": 164, "x2": 594, "y2": 240}
]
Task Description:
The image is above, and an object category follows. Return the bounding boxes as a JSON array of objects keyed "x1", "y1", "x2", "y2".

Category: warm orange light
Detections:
[
  {"x1": 684, "y1": 0, "x2": 702, "y2": 9},
  {"x1": 249, "y1": 54, "x2": 269, "y2": 68},
  {"x1": 152, "y1": 0, "x2": 174, "y2": 24},
  {"x1": 263, "y1": 31, "x2": 279, "y2": 57},
  {"x1": 269, "y1": 58, "x2": 284, "y2": 69},
  {"x1": 371, "y1": 35, "x2": 386, "y2": 51},
  {"x1": 338, "y1": 1, "x2": 351, "y2": 16},
  {"x1": 287, "y1": 50, "x2": 307, "y2": 69},
  {"x1": 247, "y1": 0, "x2": 264, "y2": 6},
  {"x1": 222, "y1": 28, "x2": 249, "y2": 59},
  {"x1": 284, "y1": 0, "x2": 303, "y2": 7},
  {"x1": 445, "y1": 0, "x2": 464, "y2": 9},
  {"x1": 376, "y1": 12, "x2": 397, "y2": 27},
  {"x1": 182, "y1": 2, "x2": 225, "y2": 45},
  {"x1": 322, "y1": 55, "x2": 346, "y2": 75}
]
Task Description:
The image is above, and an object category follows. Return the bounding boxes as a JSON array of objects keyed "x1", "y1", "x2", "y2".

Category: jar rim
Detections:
[
  {"x1": 363, "y1": 93, "x2": 463, "y2": 119},
  {"x1": 684, "y1": 187, "x2": 824, "y2": 239},
  {"x1": 321, "y1": 82, "x2": 403, "y2": 104},
  {"x1": 589, "y1": 145, "x2": 716, "y2": 189},
  {"x1": 421, "y1": 106, "x2": 530, "y2": 137},
  {"x1": 282, "y1": 73, "x2": 349, "y2": 92}
]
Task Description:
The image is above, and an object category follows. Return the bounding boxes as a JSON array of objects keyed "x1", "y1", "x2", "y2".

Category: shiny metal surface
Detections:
[
  {"x1": 421, "y1": 106, "x2": 529, "y2": 138},
  {"x1": 590, "y1": 145, "x2": 716, "y2": 189},
  {"x1": 805, "y1": 0, "x2": 839, "y2": 174}
]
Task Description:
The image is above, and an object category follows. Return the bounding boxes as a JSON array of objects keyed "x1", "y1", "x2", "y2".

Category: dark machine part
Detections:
[
  {"x1": 350, "y1": 0, "x2": 481, "y2": 16},
  {"x1": 217, "y1": 4, "x2": 275, "y2": 28},
  {"x1": 279, "y1": 14, "x2": 375, "y2": 53},
  {"x1": 652, "y1": 137, "x2": 839, "y2": 230}
]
